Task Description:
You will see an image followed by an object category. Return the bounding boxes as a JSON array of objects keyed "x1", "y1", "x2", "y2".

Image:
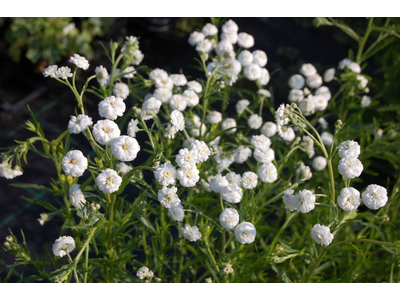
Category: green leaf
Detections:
[
  {"x1": 21, "y1": 196, "x2": 58, "y2": 212},
  {"x1": 271, "y1": 264, "x2": 293, "y2": 283},
  {"x1": 139, "y1": 216, "x2": 156, "y2": 234},
  {"x1": 115, "y1": 169, "x2": 136, "y2": 195}
]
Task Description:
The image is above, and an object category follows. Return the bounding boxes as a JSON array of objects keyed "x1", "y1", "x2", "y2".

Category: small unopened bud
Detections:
[
  {"x1": 205, "y1": 277, "x2": 212, "y2": 283},
  {"x1": 335, "y1": 119, "x2": 344, "y2": 129},
  {"x1": 3, "y1": 241, "x2": 10, "y2": 249},
  {"x1": 95, "y1": 204, "x2": 101, "y2": 210},
  {"x1": 6, "y1": 236, "x2": 13, "y2": 242},
  {"x1": 290, "y1": 103, "x2": 298, "y2": 109},
  {"x1": 218, "y1": 80, "x2": 226, "y2": 89}
]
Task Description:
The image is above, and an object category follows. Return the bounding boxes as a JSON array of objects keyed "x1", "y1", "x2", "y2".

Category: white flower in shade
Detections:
[
  {"x1": 141, "y1": 97, "x2": 162, "y2": 120},
  {"x1": 311, "y1": 224, "x2": 333, "y2": 246},
  {"x1": 143, "y1": 93, "x2": 153, "y2": 102},
  {"x1": 236, "y1": 99, "x2": 250, "y2": 115},
  {"x1": 188, "y1": 31, "x2": 205, "y2": 46},
  {"x1": 113, "y1": 82, "x2": 129, "y2": 100},
  {"x1": 69, "y1": 54, "x2": 89, "y2": 70},
  {"x1": 169, "y1": 94, "x2": 188, "y2": 111},
  {"x1": 226, "y1": 172, "x2": 241, "y2": 186},
  {"x1": 257, "y1": 68, "x2": 270, "y2": 86},
  {"x1": 338, "y1": 157, "x2": 363, "y2": 179},
  {"x1": 69, "y1": 184, "x2": 86, "y2": 209},
  {"x1": 244, "y1": 63, "x2": 262, "y2": 81},
  {"x1": 186, "y1": 115, "x2": 206, "y2": 137},
  {"x1": 187, "y1": 80, "x2": 202, "y2": 93},
  {"x1": 154, "y1": 88, "x2": 172, "y2": 103},
  {"x1": 361, "y1": 96, "x2": 371, "y2": 108},
  {"x1": 56, "y1": 66, "x2": 73, "y2": 80},
  {"x1": 337, "y1": 187, "x2": 361, "y2": 211},
  {"x1": 116, "y1": 162, "x2": 132, "y2": 176},
  {"x1": 318, "y1": 117, "x2": 328, "y2": 129},
  {"x1": 221, "y1": 184, "x2": 243, "y2": 203},
  {"x1": 38, "y1": 213, "x2": 48, "y2": 226},
  {"x1": 252, "y1": 50, "x2": 267, "y2": 67},
  {"x1": 206, "y1": 111, "x2": 222, "y2": 124},
  {"x1": 219, "y1": 208, "x2": 240, "y2": 229},
  {"x1": 165, "y1": 124, "x2": 177, "y2": 139},
  {"x1": 242, "y1": 172, "x2": 258, "y2": 189},
  {"x1": 68, "y1": 114, "x2": 93, "y2": 134},
  {"x1": 43, "y1": 65, "x2": 58, "y2": 78},
  {"x1": 216, "y1": 155, "x2": 234, "y2": 173},
  {"x1": 281, "y1": 127, "x2": 296, "y2": 142},
  {"x1": 209, "y1": 174, "x2": 229, "y2": 193},
  {"x1": 237, "y1": 32, "x2": 254, "y2": 48},
  {"x1": 282, "y1": 189, "x2": 299, "y2": 212},
  {"x1": 296, "y1": 163, "x2": 312, "y2": 181},
  {"x1": 158, "y1": 186, "x2": 180, "y2": 209},
  {"x1": 233, "y1": 146, "x2": 252, "y2": 164},
  {"x1": 222, "y1": 19, "x2": 239, "y2": 33},
  {"x1": 52, "y1": 236, "x2": 75, "y2": 257},
  {"x1": 248, "y1": 114, "x2": 263, "y2": 129},
  {"x1": 154, "y1": 163, "x2": 176, "y2": 186},
  {"x1": 92, "y1": 119, "x2": 121, "y2": 145},
  {"x1": 234, "y1": 222, "x2": 256, "y2": 244},
  {"x1": 95, "y1": 65, "x2": 109, "y2": 86},
  {"x1": 96, "y1": 169, "x2": 122, "y2": 194},
  {"x1": 357, "y1": 75, "x2": 368, "y2": 89},
  {"x1": 221, "y1": 31, "x2": 238, "y2": 44},
  {"x1": 257, "y1": 89, "x2": 271, "y2": 97},
  {"x1": 375, "y1": 128, "x2": 384, "y2": 140},
  {"x1": 182, "y1": 224, "x2": 202, "y2": 242},
  {"x1": 120, "y1": 66, "x2": 136, "y2": 78},
  {"x1": 298, "y1": 95, "x2": 316, "y2": 116},
  {"x1": 191, "y1": 140, "x2": 210, "y2": 162},
  {"x1": 216, "y1": 39, "x2": 234, "y2": 56},
  {"x1": 261, "y1": 122, "x2": 277, "y2": 137},
  {"x1": 202, "y1": 23, "x2": 218, "y2": 36},
  {"x1": 275, "y1": 104, "x2": 290, "y2": 136},
  {"x1": 312, "y1": 156, "x2": 327, "y2": 171},
  {"x1": 170, "y1": 74, "x2": 187, "y2": 86},
  {"x1": 177, "y1": 166, "x2": 200, "y2": 187},
  {"x1": 62, "y1": 150, "x2": 87, "y2": 177},
  {"x1": 127, "y1": 119, "x2": 139, "y2": 138},
  {"x1": 0, "y1": 163, "x2": 23, "y2": 179},
  {"x1": 170, "y1": 110, "x2": 185, "y2": 132},
  {"x1": 323, "y1": 68, "x2": 335, "y2": 82},
  {"x1": 338, "y1": 140, "x2": 361, "y2": 159},
  {"x1": 257, "y1": 162, "x2": 278, "y2": 183},
  {"x1": 149, "y1": 68, "x2": 168, "y2": 82},
  {"x1": 302, "y1": 136, "x2": 315, "y2": 158},
  {"x1": 130, "y1": 49, "x2": 144, "y2": 65},
  {"x1": 297, "y1": 189, "x2": 316, "y2": 213},
  {"x1": 155, "y1": 76, "x2": 174, "y2": 90},
  {"x1": 288, "y1": 89, "x2": 304, "y2": 103},
  {"x1": 348, "y1": 62, "x2": 361, "y2": 73},
  {"x1": 306, "y1": 74, "x2": 323, "y2": 89},
  {"x1": 111, "y1": 135, "x2": 140, "y2": 162},
  {"x1": 362, "y1": 184, "x2": 388, "y2": 210},
  {"x1": 315, "y1": 97, "x2": 329, "y2": 113},
  {"x1": 338, "y1": 58, "x2": 352, "y2": 70},
  {"x1": 253, "y1": 147, "x2": 275, "y2": 164},
  {"x1": 196, "y1": 39, "x2": 213, "y2": 54},
  {"x1": 183, "y1": 89, "x2": 199, "y2": 107},
  {"x1": 300, "y1": 63, "x2": 317, "y2": 77},
  {"x1": 200, "y1": 178, "x2": 212, "y2": 192},
  {"x1": 221, "y1": 118, "x2": 237, "y2": 134},
  {"x1": 176, "y1": 148, "x2": 198, "y2": 168},
  {"x1": 251, "y1": 135, "x2": 271, "y2": 150},
  {"x1": 321, "y1": 132, "x2": 333, "y2": 146},
  {"x1": 238, "y1": 50, "x2": 253, "y2": 67},
  {"x1": 315, "y1": 86, "x2": 331, "y2": 103},
  {"x1": 168, "y1": 204, "x2": 185, "y2": 222},
  {"x1": 99, "y1": 96, "x2": 126, "y2": 120},
  {"x1": 136, "y1": 266, "x2": 150, "y2": 280},
  {"x1": 288, "y1": 74, "x2": 305, "y2": 89}
]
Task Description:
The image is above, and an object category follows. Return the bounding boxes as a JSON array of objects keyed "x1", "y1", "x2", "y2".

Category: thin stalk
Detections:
[
  {"x1": 304, "y1": 247, "x2": 328, "y2": 283},
  {"x1": 356, "y1": 17, "x2": 374, "y2": 64}
]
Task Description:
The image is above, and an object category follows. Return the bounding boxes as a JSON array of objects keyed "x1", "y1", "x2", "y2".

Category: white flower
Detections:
[
  {"x1": 99, "y1": 96, "x2": 126, "y2": 120},
  {"x1": 251, "y1": 135, "x2": 271, "y2": 150},
  {"x1": 375, "y1": 128, "x2": 383, "y2": 140},
  {"x1": 116, "y1": 162, "x2": 132, "y2": 176},
  {"x1": 275, "y1": 104, "x2": 290, "y2": 137},
  {"x1": 244, "y1": 63, "x2": 262, "y2": 81},
  {"x1": 348, "y1": 62, "x2": 361, "y2": 73},
  {"x1": 222, "y1": 49, "x2": 237, "y2": 64},
  {"x1": 0, "y1": 163, "x2": 22, "y2": 179},
  {"x1": 298, "y1": 95, "x2": 316, "y2": 116},
  {"x1": 111, "y1": 135, "x2": 140, "y2": 162},
  {"x1": 338, "y1": 157, "x2": 363, "y2": 179},
  {"x1": 168, "y1": 204, "x2": 185, "y2": 222},
  {"x1": 361, "y1": 95, "x2": 371, "y2": 108},
  {"x1": 183, "y1": 90, "x2": 199, "y2": 107},
  {"x1": 69, "y1": 54, "x2": 89, "y2": 70},
  {"x1": 241, "y1": 171, "x2": 258, "y2": 189},
  {"x1": 170, "y1": 74, "x2": 187, "y2": 86},
  {"x1": 226, "y1": 172, "x2": 241, "y2": 186},
  {"x1": 187, "y1": 80, "x2": 202, "y2": 93},
  {"x1": 177, "y1": 166, "x2": 200, "y2": 187},
  {"x1": 206, "y1": 111, "x2": 222, "y2": 124},
  {"x1": 186, "y1": 115, "x2": 206, "y2": 137},
  {"x1": 62, "y1": 150, "x2": 87, "y2": 177},
  {"x1": 69, "y1": 184, "x2": 86, "y2": 209},
  {"x1": 222, "y1": 19, "x2": 239, "y2": 33},
  {"x1": 247, "y1": 114, "x2": 263, "y2": 129},
  {"x1": 314, "y1": 95, "x2": 329, "y2": 111},
  {"x1": 209, "y1": 174, "x2": 229, "y2": 193},
  {"x1": 95, "y1": 65, "x2": 109, "y2": 86},
  {"x1": 216, "y1": 39, "x2": 234, "y2": 56},
  {"x1": 127, "y1": 119, "x2": 139, "y2": 138},
  {"x1": 261, "y1": 122, "x2": 277, "y2": 137},
  {"x1": 321, "y1": 132, "x2": 333, "y2": 146},
  {"x1": 141, "y1": 97, "x2": 162, "y2": 120},
  {"x1": 92, "y1": 119, "x2": 121, "y2": 145},
  {"x1": 316, "y1": 86, "x2": 331, "y2": 102},
  {"x1": 234, "y1": 222, "x2": 256, "y2": 244},
  {"x1": 362, "y1": 184, "x2": 388, "y2": 210},
  {"x1": 306, "y1": 74, "x2": 323, "y2": 89},
  {"x1": 257, "y1": 162, "x2": 278, "y2": 183},
  {"x1": 155, "y1": 76, "x2": 174, "y2": 90},
  {"x1": 169, "y1": 94, "x2": 188, "y2": 111},
  {"x1": 202, "y1": 23, "x2": 218, "y2": 36},
  {"x1": 323, "y1": 68, "x2": 335, "y2": 82},
  {"x1": 216, "y1": 155, "x2": 234, "y2": 173},
  {"x1": 191, "y1": 140, "x2": 210, "y2": 163},
  {"x1": 221, "y1": 31, "x2": 238, "y2": 44},
  {"x1": 253, "y1": 147, "x2": 275, "y2": 164},
  {"x1": 236, "y1": 99, "x2": 250, "y2": 115},
  {"x1": 237, "y1": 32, "x2": 254, "y2": 48},
  {"x1": 282, "y1": 189, "x2": 299, "y2": 212},
  {"x1": 43, "y1": 65, "x2": 58, "y2": 78},
  {"x1": 221, "y1": 184, "x2": 243, "y2": 203},
  {"x1": 296, "y1": 189, "x2": 316, "y2": 213},
  {"x1": 257, "y1": 89, "x2": 271, "y2": 97},
  {"x1": 257, "y1": 68, "x2": 270, "y2": 86},
  {"x1": 182, "y1": 224, "x2": 202, "y2": 242},
  {"x1": 130, "y1": 49, "x2": 144, "y2": 65},
  {"x1": 300, "y1": 63, "x2": 317, "y2": 77},
  {"x1": 154, "y1": 88, "x2": 172, "y2": 103},
  {"x1": 238, "y1": 50, "x2": 253, "y2": 66},
  {"x1": 149, "y1": 68, "x2": 168, "y2": 82},
  {"x1": 205, "y1": 277, "x2": 212, "y2": 283},
  {"x1": 357, "y1": 75, "x2": 368, "y2": 89},
  {"x1": 196, "y1": 39, "x2": 213, "y2": 54},
  {"x1": 96, "y1": 169, "x2": 122, "y2": 194},
  {"x1": 68, "y1": 114, "x2": 93, "y2": 134},
  {"x1": 337, "y1": 187, "x2": 361, "y2": 211},
  {"x1": 165, "y1": 124, "x2": 177, "y2": 139},
  {"x1": 288, "y1": 74, "x2": 305, "y2": 89},
  {"x1": 312, "y1": 156, "x2": 327, "y2": 171},
  {"x1": 154, "y1": 163, "x2": 176, "y2": 186},
  {"x1": 170, "y1": 110, "x2": 185, "y2": 132},
  {"x1": 113, "y1": 82, "x2": 129, "y2": 100},
  {"x1": 158, "y1": 186, "x2": 181, "y2": 209},
  {"x1": 318, "y1": 117, "x2": 328, "y2": 129},
  {"x1": 38, "y1": 213, "x2": 48, "y2": 226},
  {"x1": 120, "y1": 66, "x2": 136, "y2": 78},
  {"x1": 281, "y1": 127, "x2": 296, "y2": 142},
  {"x1": 56, "y1": 66, "x2": 73, "y2": 80},
  {"x1": 302, "y1": 135, "x2": 315, "y2": 158},
  {"x1": 288, "y1": 89, "x2": 304, "y2": 103},
  {"x1": 296, "y1": 163, "x2": 312, "y2": 181},
  {"x1": 176, "y1": 148, "x2": 198, "y2": 168},
  {"x1": 233, "y1": 146, "x2": 252, "y2": 164},
  {"x1": 188, "y1": 31, "x2": 205, "y2": 46},
  {"x1": 221, "y1": 118, "x2": 237, "y2": 134},
  {"x1": 338, "y1": 58, "x2": 352, "y2": 70},
  {"x1": 252, "y1": 50, "x2": 267, "y2": 67},
  {"x1": 311, "y1": 224, "x2": 333, "y2": 246},
  {"x1": 338, "y1": 140, "x2": 361, "y2": 159},
  {"x1": 136, "y1": 266, "x2": 151, "y2": 280},
  {"x1": 52, "y1": 236, "x2": 75, "y2": 257},
  {"x1": 219, "y1": 208, "x2": 240, "y2": 229}
]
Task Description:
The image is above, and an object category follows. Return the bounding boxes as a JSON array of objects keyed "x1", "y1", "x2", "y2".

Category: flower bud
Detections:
[
  {"x1": 335, "y1": 119, "x2": 344, "y2": 130},
  {"x1": 3, "y1": 241, "x2": 10, "y2": 249},
  {"x1": 6, "y1": 236, "x2": 13, "y2": 242}
]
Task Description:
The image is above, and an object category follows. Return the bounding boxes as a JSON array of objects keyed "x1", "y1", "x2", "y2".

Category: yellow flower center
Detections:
[{"x1": 70, "y1": 159, "x2": 78, "y2": 165}]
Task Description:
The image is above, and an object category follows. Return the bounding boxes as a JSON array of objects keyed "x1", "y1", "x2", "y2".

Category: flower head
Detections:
[
  {"x1": 288, "y1": 74, "x2": 305, "y2": 89},
  {"x1": 56, "y1": 66, "x2": 73, "y2": 80},
  {"x1": 312, "y1": 156, "x2": 327, "y2": 171},
  {"x1": 337, "y1": 187, "x2": 361, "y2": 211},
  {"x1": 68, "y1": 114, "x2": 93, "y2": 134},
  {"x1": 43, "y1": 65, "x2": 58, "y2": 78},
  {"x1": 98, "y1": 96, "x2": 126, "y2": 120},
  {"x1": 311, "y1": 224, "x2": 333, "y2": 246},
  {"x1": 338, "y1": 140, "x2": 361, "y2": 159},
  {"x1": 113, "y1": 82, "x2": 129, "y2": 100},
  {"x1": 141, "y1": 97, "x2": 162, "y2": 120},
  {"x1": 62, "y1": 150, "x2": 88, "y2": 177},
  {"x1": 261, "y1": 122, "x2": 277, "y2": 137},
  {"x1": 221, "y1": 184, "x2": 243, "y2": 203},
  {"x1": 69, "y1": 184, "x2": 86, "y2": 209},
  {"x1": 186, "y1": 80, "x2": 202, "y2": 93},
  {"x1": 69, "y1": 54, "x2": 89, "y2": 70},
  {"x1": 182, "y1": 224, "x2": 202, "y2": 242},
  {"x1": 234, "y1": 222, "x2": 256, "y2": 244},
  {"x1": 209, "y1": 174, "x2": 229, "y2": 193},
  {"x1": 168, "y1": 204, "x2": 185, "y2": 222},
  {"x1": 257, "y1": 162, "x2": 278, "y2": 183},
  {"x1": 296, "y1": 189, "x2": 316, "y2": 213},
  {"x1": 96, "y1": 169, "x2": 122, "y2": 194},
  {"x1": 111, "y1": 135, "x2": 140, "y2": 162},
  {"x1": 338, "y1": 157, "x2": 363, "y2": 179},
  {"x1": 92, "y1": 119, "x2": 121, "y2": 145},
  {"x1": 300, "y1": 63, "x2": 317, "y2": 77},
  {"x1": 158, "y1": 186, "x2": 181, "y2": 209},
  {"x1": 202, "y1": 23, "x2": 218, "y2": 36},
  {"x1": 361, "y1": 95, "x2": 371, "y2": 108},
  {"x1": 237, "y1": 32, "x2": 254, "y2": 48},
  {"x1": 52, "y1": 236, "x2": 75, "y2": 257},
  {"x1": 95, "y1": 66, "x2": 109, "y2": 86},
  {"x1": 323, "y1": 68, "x2": 335, "y2": 82},
  {"x1": 191, "y1": 140, "x2": 210, "y2": 163},
  {"x1": 127, "y1": 119, "x2": 139, "y2": 138},
  {"x1": 219, "y1": 208, "x2": 240, "y2": 229},
  {"x1": 188, "y1": 31, "x2": 205, "y2": 46},
  {"x1": 177, "y1": 166, "x2": 200, "y2": 187},
  {"x1": 221, "y1": 118, "x2": 237, "y2": 134},
  {"x1": 244, "y1": 63, "x2": 262, "y2": 81},
  {"x1": 362, "y1": 184, "x2": 388, "y2": 210},
  {"x1": 248, "y1": 114, "x2": 263, "y2": 129},
  {"x1": 154, "y1": 163, "x2": 176, "y2": 186},
  {"x1": 241, "y1": 171, "x2": 258, "y2": 189},
  {"x1": 0, "y1": 163, "x2": 23, "y2": 179},
  {"x1": 236, "y1": 99, "x2": 250, "y2": 115},
  {"x1": 233, "y1": 146, "x2": 252, "y2": 164}
]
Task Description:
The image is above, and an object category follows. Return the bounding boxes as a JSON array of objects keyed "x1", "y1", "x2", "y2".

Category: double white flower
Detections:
[
  {"x1": 96, "y1": 169, "x2": 122, "y2": 194},
  {"x1": 111, "y1": 135, "x2": 140, "y2": 162},
  {"x1": 62, "y1": 150, "x2": 88, "y2": 177},
  {"x1": 98, "y1": 96, "x2": 126, "y2": 120}
]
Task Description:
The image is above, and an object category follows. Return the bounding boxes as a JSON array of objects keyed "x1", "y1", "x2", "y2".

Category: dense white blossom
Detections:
[
  {"x1": 323, "y1": 68, "x2": 335, "y2": 82},
  {"x1": 296, "y1": 163, "x2": 312, "y2": 181},
  {"x1": 111, "y1": 135, "x2": 140, "y2": 162},
  {"x1": 168, "y1": 204, "x2": 185, "y2": 222},
  {"x1": 69, "y1": 184, "x2": 86, "y2": 209},
  {"x1": 257, "y1": 162, "x2": 278, "y2": 183},
  {"x1": 154, "y1": 163, "x2": 176, "y2": 186},
  {"x1": 261, "y1": 122, "x2": 277, "y2": 137},
  {"x1": 300, "y1": 63, "x2": 317, "y2": 77},
  {"x1": 176, "y1": 148, "x2": 198, "y2": 168},
  {"x1": 183, "y1": 89, "x2": 199, "y2": 107},
  {"x1": 282, "y1": 189, "x2": 299, "y2": 212},
  {"x1": 0, "y1": 163, "x2": 23, "y2": 179},
  {"x1": 188, "y1": 31, "x2": 205, "y2": 46},
  {"x1": 226, "y1": 172, "x2": 241, "y2": 186},
  {"x1": 169, "y1": 94, "x2": 188, "y2": 111},
  {"x1": 182, "y1": 224, "x2": 202, "y2": 242},
  {"x1": 321, "y1": 132, "x2": 333, "y2": 146},
  {"x1": 337, "y1": 187, "x2": 361, "y2": 211},
  {"x1": 244, "y1": 63, "x2": 262, "y2": 81},
  {"x1": 96, "y1": 169, "x2": 122, "y2": 194},
  {"x1": 248, "y1": 114, "x2": 263, "y2": 129},
  {"x1": 113, "y1": 82, "x2": 129, "y2": 100},
  {"x1": 241, "y1": 172, "x2": 258, "y2": 189},
  {"x1": 170, "y1": 110, "x2": 185, "y2": 131},
  {"x1": 52, "y1": 236, "x2": 76, "y2": 257},
  {"x1": 222, "y1": 19, "x2": 239, "y2": 33},
  {"x1": 62, "y1": 150, "x2": 88, "y2": 177},
  {"x1": 237, "y1": 32, "x2": 254, "y2": 48},
  {"x1": 233, "y1": 146, "x2": 252, "y2": 164},
  {"x1": 275, "y1": 104, "x2": 290, "y2": 137},
  {"x1": 177, "y1": 166, "x2": 200, "y2": 187},
  {"x1": 154, "y1": 88, "x2": 172, "y2": 103},
  {"x1": 206, "y1": 111, "x2": 222, "y2": 124},
  {"x1": 306, "y1": 74, "x2": 323, "y2": 89},
  {"x1": 69, "y1": 54, "x2": 89, "y2": 70},
  {"x1": 116, "y1": 162, "x2": 132, "y2": 176},
  {"x1": 251, "y1": 135, "x2": 271, "y2": 150},
  {"x1": 209, "y1": 174, "x2": 229, "y2": 193},
  {"x1": 191, "y1": 140, "x2": 210, "y2": 163},
  {"x1": 43, "y1": 65, "x2": 58, "y2": 78},
  {"x1": 234, "y1": 222, "x2": 256, "y2": 244},
  {"x1": 288, "y1": 89, "x2": 304, "y2": 103},
  {"x1": 312, "y1": 156, "x2": 327, "y2": 171},
  {"x1": 202, "y1": 23, "x2": 218, "y2": 36},
  {"x1": 311, "y1": 224, "x2": 334, "y2": 246},
  {"x1": 338, "y1": 157, "x2": 363, "y2": 179},
  {"x1": 141, "y1": 97, "x2": 162, "y2": 120},
  {"x1": 281, "y1": 127, "x2": 296, "y2": 142},
  {"x1": 338, "y1": 58, "x2": 352, "y2": 70},
  {"x1": 219, "y1": 208, "x2": 240, "y2": 229},
  {"x1": 348, "y1": 62, "x2": 361, "y2": 73},
  {"x1": 158, "y1": 186, "x2": 181, "y2": 209},
  {"x1": 289, "y1": 74, "x2": 305, "y2": 89},
  {"x1": 296, "y1": 189, "x2": 316, "y2": 213},
  {"x1": 236, "y1": 99, "x2": 250, "y2": 115},
  {"x1": 92, "y1": 119, "x2": 121, "y2": 145},
  {"x1": 362, "y1": 184, "x2": 388, "y2": 210},
  {"x1": 252, "y1": 50, "x2": 267, "y2": 67},
  {"x1": 186, "y1": 80, "x2": 202, "y2": 93},
  {"x1": 127, "y1": 119, "x2": 139, "y2": 138},
  {"x1": 338, "y1": 140, "x2": 361, "y2": 159},
  {"x1": 238, "y1": 50, "x2": 253, "y2": 66},
  {"x1": 68, "y1": 114, "x2": 93, "y2": 134},
  {"x1": 221, "y1": 184, "x2": 243, "y2": 203},
  {"x1": 98, "y1": 96, "x2": 126, "y2": 120},
  {"x1": 196, "y1": 39, "x2": 213, "y2": 54},
  {"x1": 253, "y1": 147, "x2": 275, "y2": 164},
  {"x1": 361, "y1": 95, "x2": 371, "y2": 107},
  {"x1": 170, "y1": 74, "x2": 187, "y2": 86},
  {"x1": 221, "y1": 118, "x2": 237, "y2": 134},
  {"x1": 56, "y1": 66, "x2": 73, "y2": 80}
]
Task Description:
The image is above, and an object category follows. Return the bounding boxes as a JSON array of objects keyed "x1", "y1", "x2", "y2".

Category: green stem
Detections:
[
  {"x1": 356, "y1": 17, "x2": 374, "y2": 64},
  {"x1": 304, "y1": 247, "x2": 328, "y2": 283}
]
